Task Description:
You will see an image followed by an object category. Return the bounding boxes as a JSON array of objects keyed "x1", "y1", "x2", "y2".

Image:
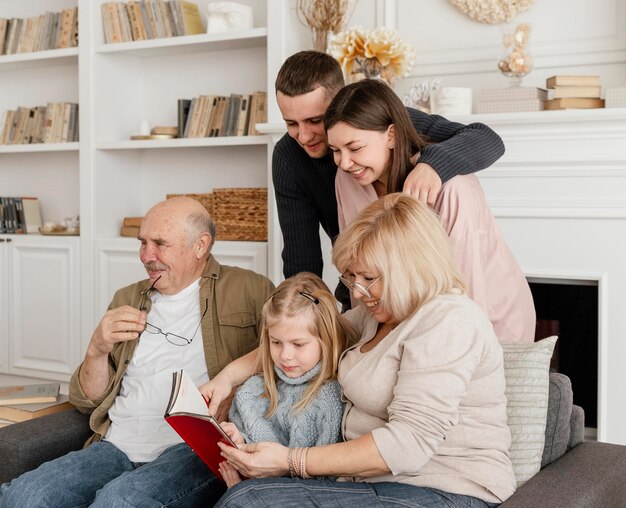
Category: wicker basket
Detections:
[
  {"x1": 213, "y1": 188, "x2": 267, "y2": 241},
  {"x1": 166, "y1": 193, "x2": 213, "y2": 217}
]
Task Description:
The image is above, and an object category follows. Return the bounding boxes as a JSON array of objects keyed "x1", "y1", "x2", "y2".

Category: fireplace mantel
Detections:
[{"x1": 260, "y1": 107, "x2": 626, "y2": 444}]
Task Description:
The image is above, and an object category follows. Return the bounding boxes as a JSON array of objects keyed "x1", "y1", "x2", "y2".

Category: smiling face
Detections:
[
  {"x1": 138, "y1": 199, "x2": 211, "y2": 295},
  {"x1": 277, "y1": 87, "x2": 333, "y2": 158},
  {"x1": 267, "y1": 313, "x2": 322, "y2": 378},
  {"x1": 345, "y1": 260, "x2": 393, "y2": 324},
  {"x1": 328, "y1": 121, "x2": 395, "y2": 188}
]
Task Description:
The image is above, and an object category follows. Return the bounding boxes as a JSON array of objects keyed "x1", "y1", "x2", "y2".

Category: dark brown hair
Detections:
[
  {"x1": 275, "y1": 50, "x2": 345, "y2": 100},
  {"x1": 324, "y1": 79, "x2": 430, "y2": 193}
]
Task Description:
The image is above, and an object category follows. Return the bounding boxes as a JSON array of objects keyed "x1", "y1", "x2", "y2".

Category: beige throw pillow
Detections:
[{"x1": 501, "y1": 335, "x2": 558, "y2": 486}]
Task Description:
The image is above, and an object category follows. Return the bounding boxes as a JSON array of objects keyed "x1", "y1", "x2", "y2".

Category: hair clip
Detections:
[{"x1": 299, "y1": 291, "x2": 319, "y2": 304}]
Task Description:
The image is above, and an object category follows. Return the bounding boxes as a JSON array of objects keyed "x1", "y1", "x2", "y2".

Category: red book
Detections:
[{"x1": 164, "y1": 370, "x2": 237, "y2": 480}]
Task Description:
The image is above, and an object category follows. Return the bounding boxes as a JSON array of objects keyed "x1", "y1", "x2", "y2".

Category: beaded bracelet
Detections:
[
  {"x1": 287, "y1": 448, "x2": 296, "y2": 478},
  {"x1": 300, "y1": 447, "x2": 312, "y2": 479}
]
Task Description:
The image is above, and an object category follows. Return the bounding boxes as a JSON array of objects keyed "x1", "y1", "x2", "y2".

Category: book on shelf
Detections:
[
  {"x1": 480, "y1": 86, "x2": 548, "y2": 102},
  {"x1": 123, "y1": 216, "x2": 144, "y2": 227},
  {"x1": 165, "y1": 370, "x2": 237, "y2": 480},
  {"x1": 475, "y1": 99, "x2": 544, "y2": 114},
  {"x1": 0, "y1": 394, "x2": 73, "y2": 423},
  {"x1": 546, "y1": 75, "x2": 600, "y2": 88},
  {"x1": 0, "y1": 18, "x2": 8, "y2": 55},
  {"x1": 0, "y1": 382, "x2": 59, "y2": 405},
  {"x1": 120, "y1": 225, "x2": 141, "y2": 237},
  {"x1": 177, "y1": 0, "x2": 204, "y2": 35},
  {"x1": 549, "y1": 85, "x2": 602, "y2": 99},
  {"x1": 544, "y1": 97, "x2": 605, "y2": 110},
  {"x1": 236, "y1": 94, "x2": 252, "y2": 137}
]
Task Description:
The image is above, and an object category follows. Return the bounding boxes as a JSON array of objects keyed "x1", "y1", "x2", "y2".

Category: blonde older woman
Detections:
[{"x1": 207, "y1": 194, "x2": 516, "y2": 508}]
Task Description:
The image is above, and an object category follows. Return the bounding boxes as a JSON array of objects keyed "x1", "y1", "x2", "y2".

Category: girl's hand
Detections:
[
  {"x1": 218, "y1": 441, "x2": 289, "y2": 479},
  {"x1": 220, "y1": 421, "x2": 245, "y2": 446},
  {"x1": 219, "y1": 461, "x2": 243, "y2": 488}
]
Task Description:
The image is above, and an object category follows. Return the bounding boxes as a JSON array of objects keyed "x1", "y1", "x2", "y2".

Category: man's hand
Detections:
[
  {"x1": 79, "y1": 305, "x2": 146, "y2": 400},
  {"x1": 199, "y1": 377, "x2": 236, "y2": 421},
  {"x1": 87, "y1": 306, "x2": 146, "y2": 358},
  {"x1": 402, "y1": 162, "x2": 442, "y2": 206}
]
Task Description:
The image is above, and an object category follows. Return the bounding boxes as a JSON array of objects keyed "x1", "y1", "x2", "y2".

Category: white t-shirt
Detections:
[{"x1": 105, "y1": 278, "x2": 209, "y2": 462}]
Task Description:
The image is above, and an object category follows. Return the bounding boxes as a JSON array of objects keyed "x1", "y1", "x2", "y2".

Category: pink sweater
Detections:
[
  {"x1": 339, "y1": 294, "x2": 517, "y2": 503},
  {"x1": 335, "y1": 171, "x2": 536, "y2": 342}
]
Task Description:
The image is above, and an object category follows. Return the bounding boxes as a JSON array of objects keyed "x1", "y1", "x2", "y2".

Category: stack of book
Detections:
[
  {"x1": 0, "y1": 7, "x2": 78, "y2": 56},
  {"x1": 178, "y1": 91, "x2": 267, "y2": 139},
  {"x1": 120, "y1": 216, "x2": 143, "y2": 237},
  {"x1": 0, "y1": 102, "x2": 79, "y2": 145},
  {"x1": 0, "y1": 382, "x2": 73, "y2": 427},
  {"x1": 544, "y1": 75, "x2": 604, "y2": 110},
  {"x1": 475, "y1": 87, "x2": 547, "y2": 114},
  {"x1": 0, "y1": 196, "x2": 42, "y2": 234},
  {"x1": 101, "y1": 0, "x2": 204, "y2": 44}
]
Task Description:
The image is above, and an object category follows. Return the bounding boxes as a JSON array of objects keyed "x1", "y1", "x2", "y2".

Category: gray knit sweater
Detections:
[{"x1": 228, "y1": 363, "x2": 344, "y2": 448}]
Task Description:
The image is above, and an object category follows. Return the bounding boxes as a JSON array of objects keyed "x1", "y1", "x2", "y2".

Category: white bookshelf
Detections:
[{"x1": 0, "y1": 0, "x2": 276, "y2": 375}]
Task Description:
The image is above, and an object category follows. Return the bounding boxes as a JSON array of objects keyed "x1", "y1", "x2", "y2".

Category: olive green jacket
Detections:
[{"x1": 69, "y1": 254, "x2": 274, "y2": 445}]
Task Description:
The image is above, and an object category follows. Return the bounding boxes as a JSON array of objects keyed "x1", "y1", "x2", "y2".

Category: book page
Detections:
[{"x1": 169, "y1": 371, "x2": 209, "y2": 416}]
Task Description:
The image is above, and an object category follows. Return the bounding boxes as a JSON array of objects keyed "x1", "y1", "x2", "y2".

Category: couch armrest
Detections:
[
  {"x1": 501, "y1": 441, "x2": 626, "y2": 508},
  {"x1": 0, "y1": 409, "x2": 91, "y2": 485}
]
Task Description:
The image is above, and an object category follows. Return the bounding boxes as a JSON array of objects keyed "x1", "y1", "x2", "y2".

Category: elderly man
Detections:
[{"x1": 0, "y1": 197, "x2": 274, "y2": 507}]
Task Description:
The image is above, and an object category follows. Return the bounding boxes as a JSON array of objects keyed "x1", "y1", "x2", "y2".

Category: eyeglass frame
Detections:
[
  {"x1": 138, "y1": 276, "x2": 209, "y2": 347},
  {"x1": 338, "y1": 273, "x2": 382, "y2": 299}
]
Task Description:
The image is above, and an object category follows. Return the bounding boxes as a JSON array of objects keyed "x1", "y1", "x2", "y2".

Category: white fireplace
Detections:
[{"x1": 262, "y1": 107, "x2": 626, "y2": 445}]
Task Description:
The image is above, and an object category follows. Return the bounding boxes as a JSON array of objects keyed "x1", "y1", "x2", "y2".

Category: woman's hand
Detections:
[
  {"x1": 218, "y1": 441, "x2": 289, "y2": 479},
  {"x1": 220, "y1": 421, "x2": 245, "y2": 446}
]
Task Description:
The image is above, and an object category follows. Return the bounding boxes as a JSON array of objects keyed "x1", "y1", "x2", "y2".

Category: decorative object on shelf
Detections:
[
  {"x1": 129, "y1": 134, "x2": 176, "y2": 140},
  {"x1": 403, "y1": 79, "x2": 441, "y2": 113},
  {"x1": 166, "y1": 190, "x2": 267, "y2": 241},
  {"x1": 544, "y1": 75, "x2": 604, "y2": 110},
  {"x1": 448, "y1": 0, "x2": 534, "y2": 24},
  {"x1": 139, "y1": 120, "x2": 151, "y2": 136},
  {"x1": 39, "y1": 215, "x2": 80, "y2": 236},
  {"x1": 205, "y1": 2, "x2": 253, "y2": 34},
  {"x1": 329, "y1": 26, "x2": 415, "y2": 87},
  {"x1": 297, "y1": 0, "x2": 354, "y2": 52},
  {"x1": 497, "y1": 22, "x2": 533, "y2": 87},
  {"x1": 605, "y1": 87, "x2": 626, "y2": 108},
  {"x1": 475, "y1": 86, "x2": 546, "y2": 113},
  {"x1": 430, "y1": 87, "x2": 473, "y2": 116},
  {"x1": 151, "y1": 126, "x2": 179, "y2": 137}
]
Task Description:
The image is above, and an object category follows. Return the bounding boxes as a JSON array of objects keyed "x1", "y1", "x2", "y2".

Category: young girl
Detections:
[
  {"x1": 324, "y1": 79, "x2": 536, "y2": 343},
  {"x1": 217, "y1": 272, "x2": 356, "y2": 487}
]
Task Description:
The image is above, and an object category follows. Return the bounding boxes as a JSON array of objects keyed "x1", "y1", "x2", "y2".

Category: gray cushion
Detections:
[{"x1": 541, "y1": 372, "x2": 573, "y2": 468}]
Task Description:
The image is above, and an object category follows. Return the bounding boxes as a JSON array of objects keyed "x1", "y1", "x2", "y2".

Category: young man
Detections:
[
  {"x1": 0, "y1": 197, "x2": 274, "y2": 507},
  {"x1": 272, "y1": 51, "x2": 505, "y2": 285}
]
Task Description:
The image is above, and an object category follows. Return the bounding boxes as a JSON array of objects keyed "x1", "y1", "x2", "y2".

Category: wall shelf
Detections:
[
  {"x1": 0, "y1": 47, "x2": 79, "y2": 71},
  {"x1": 0, "y1": 142, "x2": 79, "y2": 154},
  {"x1": 96, "y1": 136, "x2": 268, "y2": 150}
]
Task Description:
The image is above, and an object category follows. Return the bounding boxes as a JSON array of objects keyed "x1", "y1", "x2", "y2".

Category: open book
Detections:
[{"x1": 164, "y1": 370, "x2": 236, "y2": 480}]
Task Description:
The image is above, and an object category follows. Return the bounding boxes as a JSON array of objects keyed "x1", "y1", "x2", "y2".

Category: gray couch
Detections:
[{"x1": 1, "y1": 373, "x2": 626, "y2": 506}]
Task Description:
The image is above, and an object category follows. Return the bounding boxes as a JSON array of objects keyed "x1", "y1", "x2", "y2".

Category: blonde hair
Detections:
[
  {"x1": 332, "y1": 193, "x2": 465, "y2": 322},
  {"x1": 258, "y1": 272, "x2": 356, "y2": 416}
]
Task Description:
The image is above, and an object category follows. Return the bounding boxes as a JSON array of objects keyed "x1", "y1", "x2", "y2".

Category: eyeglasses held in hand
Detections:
[
  {"x1": 138, "y1": 275, "x2": 208, "y2": 346},
  {"x1": 144, "y1": 298, "x2": 209, "y2": 347},
  {"x1": 339, "y1": 274, "x2": 382, "y2": 299}
]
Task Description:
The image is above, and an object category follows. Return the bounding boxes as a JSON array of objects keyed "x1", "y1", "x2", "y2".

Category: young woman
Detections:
[
  {"x1": 212, "y1": 194, "x2": 516, "y2": 507},
  {"x1": 217, "y1": 272, "x2": 356, "y2": 487},
  {"x1": 325, "y1": 78, "x2": 535, "y2": 343}
]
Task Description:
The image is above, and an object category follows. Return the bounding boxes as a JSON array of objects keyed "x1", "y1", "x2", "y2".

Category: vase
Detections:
[
  {"x1": 497, "y1": 22, "x2": 533, "y2": 87},
  {"x1": 312, "y1": 29, "x2": 330, "y2": 52},
  {"x1": 347, "y1": 58, "x2": 391, "y2": 86}
]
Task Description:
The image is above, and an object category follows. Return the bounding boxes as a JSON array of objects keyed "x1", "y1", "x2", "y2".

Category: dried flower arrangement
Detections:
[
  {"x1": 497, "y1": 22, "x2": 533, "y2": 85},
  {"x1": 328, "y1": 26, "x2": 415, "y2": 86},
  {"x1": 448, "y1": 0, "x2": 535, "y2": 24},
  {"x1": 297, "y1": 0, "x2": 354, "y2": 52}
]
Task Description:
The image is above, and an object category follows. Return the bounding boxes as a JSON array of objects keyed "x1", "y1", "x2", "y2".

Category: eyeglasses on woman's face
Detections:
[{"x1": 339, "y1": 272, "x2": 382, "y2": 299}]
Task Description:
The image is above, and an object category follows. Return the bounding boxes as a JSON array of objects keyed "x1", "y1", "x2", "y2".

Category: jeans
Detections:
[
  {"x1": 215, "y1": 478, "x2": 500, "y2": 508},
  {"x1": 0, "y1": 441, "x2": 225, "y2": 508}
]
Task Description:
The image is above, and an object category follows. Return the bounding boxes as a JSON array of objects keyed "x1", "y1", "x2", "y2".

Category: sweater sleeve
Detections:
[
  {"x1": 272, "y1": 141, "x2": 324, "y2": 278},
  {"x1": 370, "y1": 306, "x2": 484, "y2": 475},
  {"x1": 407, "y1": 107, "x2": 505, "y2": 183},
  {"x1": 288, "y1": 380, "x2": 344, "y2": 448}
]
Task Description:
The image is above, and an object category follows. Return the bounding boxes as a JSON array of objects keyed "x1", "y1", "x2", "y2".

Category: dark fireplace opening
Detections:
[{"x1": 529, "y1": 280, "x2": 598, "y2": 429}]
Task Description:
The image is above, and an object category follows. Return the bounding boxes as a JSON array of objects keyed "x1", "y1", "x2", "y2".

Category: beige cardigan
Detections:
[{"x1": 339, "y1": 292, "x2": 517, "y2": 503}]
